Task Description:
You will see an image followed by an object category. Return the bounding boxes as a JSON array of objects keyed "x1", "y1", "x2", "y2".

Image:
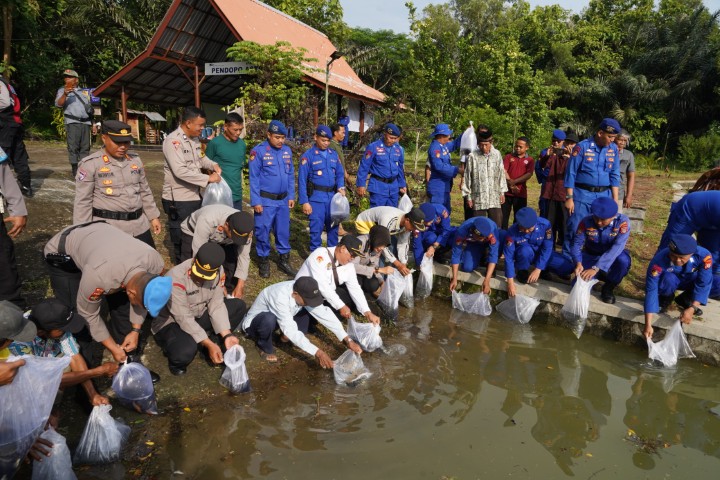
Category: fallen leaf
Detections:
[
  {"x1": 145, "y1": 441, "x2": 155, "y2": 446},
  {"x1": 183, "y1": 407, "x2": 191, "y2": 412},
  {"x1": 586, "y1": 453, "x2": 593, "y2": 457}
]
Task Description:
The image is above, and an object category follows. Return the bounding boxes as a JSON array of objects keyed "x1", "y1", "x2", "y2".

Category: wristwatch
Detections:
[{"x1": 566, "y1": 194, "x2": 574, "y2": 200}]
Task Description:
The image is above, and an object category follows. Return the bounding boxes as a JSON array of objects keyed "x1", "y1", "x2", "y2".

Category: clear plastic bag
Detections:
[
  {"x1": 497, "y1": 295, "x2": 540, "y2": 324},
  {"x1": 111, "y1": 363, "x2": 158, "y2": 415},
  {"x1": 647, "y1": 320, "x2": 696, "y2": 368},
  {"x1": 460, "y1": 123, "x2": 477, "y2": 152},
  {"x1": 399, "y1": 271, "x2": 414, "y2": 308},
  {"x1": 201, "y1": 177, "x2": 234, "y2": 208},
  {"x1": 73, "y1": 405, "x2": 130, "y2": 465},
  {"x1": 561, "y1": 277, "x2": 599, "y2": 339},
  {"x1": 415, "y1": 256, "x2": 434, "y2": 299},
  {"x1": 219, "y1": 345, "x2": 251, "y2": 394},
  {"x1": 452, "y1": 290, "x2": 492, "y2": 316},
  {"x1": 378, "y1": 270, "x2": 406, "y2": 321},
  {"x1": 0, "y1": 355, "x2": 71, "y2": 478},
  {"x1": 398, "y1": 194, "x2": 413, "y2": 213},
  {"x1": 333, "y1": 350, "x2": 372, "y2": 386},
  {"x1": 330, "y1": 192, "x2": 350, "y2": 226},
  {"x1": 347, "y1": 317, "x2": 383, "y2": 352},
  {"x1": 32, "y1": 427, "x2": 76, "y2": 480}
]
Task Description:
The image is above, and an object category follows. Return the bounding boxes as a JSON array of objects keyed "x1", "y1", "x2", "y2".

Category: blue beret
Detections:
[
  {"x1": 472, "y1": 217, "x2": 494, "y2": 237},
  {"x1": 419, "y1": 203, "x2": 436, "y2": 223},
  {"x1": 144, "y1": 276, "x2": 172, "y2": 317},
  {"x1": 316, "y1": 125, "x2": 332, "y2": 138},
  {"x1": 599, "y1": 118, "x2": 621, "y2": 135},
  {"x1": 431, "y1": 123, "x2": 453, "y2": 138},
  {"x1": 552, "y1": 129, "x2": 566, "y2": 141},
  {"x1": 268, "y1": 120, "x2": 288, "y2": 136},
  {"x1": 668, "y1": 234, "x2": 697, "y2": 255},
  {"x1": 515, "y1": 207, "x2": 538, "y2": 229},
  {"x1": 384, "y1": 123, "x2": 401, "y2": 136},
  {"x1": 591, "y1": 196, "x2": 618, "y2": 219}
]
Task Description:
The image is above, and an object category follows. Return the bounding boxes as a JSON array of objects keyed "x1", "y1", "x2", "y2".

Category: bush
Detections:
[{"x1": 675, "y1": 131, "x2": 720, "y2": 171}]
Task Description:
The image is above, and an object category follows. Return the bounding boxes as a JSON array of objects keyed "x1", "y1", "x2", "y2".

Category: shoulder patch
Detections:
[
  {"x1": 301, "y1": 157, "x2": 307, "y2": 165},
  {"x1": 441, "y1": 209, "x2": 449, "y2": 219},
  {"x1": 488, "y1": 233, "x2": 496, "y2": 245},
  {"x1": 316, "y1": 255, "x2": 324, "y2": 263},
  {"x1": 650, "y1": 265, "x2": 663, "y2": 277},
  {"x1": 365, "y1": 150, "x2": 372, "y2": 159},
  {"x1": 619, "y1": 221, "x2": 628, "y2": 234},
  {"x1": 173, "y1": 282, "x2": 186, "y2": 291},
  {"x1": 506, "y1": 236, "x2": 514, "y2": 246},
  {"x1": 545, "y1": 228, "x2": 552, "y2": 240},
  {"x1": 249, "y1": 151, "x2": 256, "y2": 161},
  {"x1": 704, "y1": 255, "x2": 712, "y2": 270},
  {"x1": 88, "y1": 287, "x2": 105, "y2": 301},
  {"x1": 577, "y1": 221, "x2": 586, "y2": 235},
  {"x1": 572, "y1": 145, "x2": 581, "y2": 157},
  {"x1": 77, "y1": 169, "x2": 87, "y2": 181}
]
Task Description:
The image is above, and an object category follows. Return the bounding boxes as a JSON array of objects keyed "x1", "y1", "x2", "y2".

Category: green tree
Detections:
[{"x1": 263, "y1": 0, "x2": 347, "y2": 42}]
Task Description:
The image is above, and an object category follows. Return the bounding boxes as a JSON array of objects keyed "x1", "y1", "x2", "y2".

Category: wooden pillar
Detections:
[
  {"x1": 313, "y1": 95, "x2": 319, "y2": 130},
  {"x1": 194, "y1": 65, "x2": 200, "y2": 107},
  {"x1": 336, "y1": 95, "x2": 342, "y2": 120},
  {"x1": 120, "y1": 85, "x2": 128, "y2": 122},
  {"x1": 359, "y1": 102, "x2": 366, "y2": 136}
]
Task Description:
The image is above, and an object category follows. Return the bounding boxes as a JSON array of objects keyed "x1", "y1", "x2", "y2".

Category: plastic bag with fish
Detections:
[
  {"x1": 497, "y1": 295, "x2": 540, "y2": 324},
  {"x1": 451, "y1": 290, "x2": 492, "y2": 316},
  {"x1": 399, "y1": 270, "x2": 414, "y2": 308},
  {"x1": 73, "y1": 405, "x2": 130, "y2": 465},
  {"x1": 347, "y1": 317, "x2": 383, "y2": 352},
  {"x1": 32, "y1": 427, "x2": 76, "y2": 480},
  {"x1": 201, "y1": 177, "x2": 233, "y2": 208},
  {"x1": 647, "y1": 320, "x2": 695, "y2": 368},
  {"x1": 415, "y1": 255, "x2": 434, "y2": 299},
  {"x1": 333, "y1": 350, "x2": 372, "y2": 386},
  {"x1": 219, "y1": 345, "x2": 251, "y2": 394},
  {"x1": 330, "y1": 192, "x2": 350, "y2": 226},
  {"x1": 561, "y1": 277, "x2": 598, "y2": 339},
  {"x1": 378, "y1": 270, "x2": 405, "y2": 321},
  {"x1": 398, "y1": 194, "x2": 413, "y2": 213},
  {"x1": 112, "y1": 362, "x2": 158, "y2": 415}
]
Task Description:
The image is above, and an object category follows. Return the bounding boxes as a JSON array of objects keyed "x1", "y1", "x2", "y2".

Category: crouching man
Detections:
[{"x1": 152, "y1": 243, "x2": 246, "y2": 375}]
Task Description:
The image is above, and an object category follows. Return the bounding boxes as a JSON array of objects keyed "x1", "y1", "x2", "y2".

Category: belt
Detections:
[
  {"x1": 371, "y1": 174, "x2": 395, "y2": 184},
  {"x1": 92, "y1": 208, "x2": 143, "y2": 220},
  {"x1": 575, "y1": 183, "x2": 610, "y2": 193},
  {"x1": 311, "y1": 182, "x2": 336, "y2": 193},
  {"x1": 260, "y1": 190, "x2": 288, "y2": 201}
]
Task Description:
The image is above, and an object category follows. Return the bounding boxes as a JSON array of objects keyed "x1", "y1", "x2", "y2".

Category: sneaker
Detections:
[{"x1": 20, "y1": 186, "x2": 33, "y2": 198}]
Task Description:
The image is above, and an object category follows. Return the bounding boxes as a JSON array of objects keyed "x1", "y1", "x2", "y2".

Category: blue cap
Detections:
[
  {"x1": 515, "y1": 207, "x2": 538, "y2": 229},
  {"x1": 144, "y1": 276, "x2": 172, "y2": 317},
  {"x1": 384, "y1": 123, "x2": 401, "y2": 136},
  {"x1": 552, "y1": 129, "x2": 566, "y2": 141},
  {"x1": 316, "y1": 125, "x2": 332, "y2": 139},
  {"x1": 419, "y1": 203, "x2": 437, "y2": 224},
  {"x1": 668, "y1": 234, "x2": 697, "y2": 255},
  {"x1": 268, "y1": 120, "x2": 288, "y2": 136},
  {"x1": 591, "y1": 196, "x2": 619, "y2": 219},
  {"x1": 472, "y1": 217, "x2": 494, "y2": 237},
  {"x1": 431, "y1": 123, "x2": 453, "y2": 138},
  {"x1": 599, "y1": 118, "x2": 621, "y2": 134}
]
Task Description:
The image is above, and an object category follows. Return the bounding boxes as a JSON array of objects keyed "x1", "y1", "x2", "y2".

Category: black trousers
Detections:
[
  {"x1": 65, "y1": 122, "x2": 91, "y2": 168},
  {"x1": 135, "y1": 229, "x2": 155, "y2": 249},
  {"x1": 243, "y1": 308, "x2": 311, "y2": 354},
  {"x1": 162, "y1": 198, "x2": 202, "y2": 264},
  {"x1": 0, "y1": 220, "x2": 23, "y2": 308},
  {"x1": 501, "y1": 195, "x2": 527, "y2": 229},
  {"x1": 180, "y1": 232, "x2": 238, "y2": 290},
  {"x1": 154, "y1": 298, "x2": 246, "y2": 369},
  {"x1": 546, "y1": 200, "x2": 568, "y2": 246},
  {"x1": 0, "y1": 123, "x2": 31, "y2": 189},
  {"x1": 469, "y1": 206, "x2": 503, "y2": 229}
]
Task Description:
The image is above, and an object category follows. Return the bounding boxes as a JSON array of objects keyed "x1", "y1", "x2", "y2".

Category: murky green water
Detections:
[{"x1": 157, "y1": 300, "x2": 720, "y2": 479}]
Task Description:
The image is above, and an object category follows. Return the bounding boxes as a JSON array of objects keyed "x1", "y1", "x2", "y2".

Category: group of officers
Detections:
[{"x1": 1, "y1": 110, "x2": 720, "y2": 396}]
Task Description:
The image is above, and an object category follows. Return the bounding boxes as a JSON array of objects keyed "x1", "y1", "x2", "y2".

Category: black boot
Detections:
[
  {"x1": 71, "y1": 164, "x2": 78, "y2": 177},
  {"x1": 20, "y1": 185, "x2": 34, "y2": 198},
  {"x1": 601, "y1": 283, "x2": 617, "y2": 304},
  {"x1": 675, "y1": 291, "x2": 703, "y2": 316},
  {"x1": 168, "y1": 364, "x2": 187, "y2": 376},
  {"x1": 127, "y1": 353, "x2": 161, "y2": 384},
  {"x1": 278, "y1": 253, "x2": 297, "y2": 276},
  {"x1": 515, "y1": 270, "x2": 530, "y2": 284},
  {"x1": 259, "y1": 257, "x2": 270, "y2": 278},
  {"x1": 658, "y1": 294, "x2": 675, "y2": 312}
]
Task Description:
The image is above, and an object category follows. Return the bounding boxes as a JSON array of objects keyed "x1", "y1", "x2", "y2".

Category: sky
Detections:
[{"x1": 341, "y1": 0, "x2": 720, "y2": 34}]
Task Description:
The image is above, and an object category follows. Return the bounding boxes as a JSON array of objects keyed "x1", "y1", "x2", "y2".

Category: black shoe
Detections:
[
  {"x1": 675, "y1": 292, "x2": 703, "y2": 316},
  {"x1": 277, "y1": 253, "x2": 297, "y2": 276},
  {"x1": 149, "y1": 369, "x2": 161, "y2": 384},
  {"x1": 515, "y1": 270, "x2": 530, "y2": 284},
  {"x1": 659, "y1": 294, "x2": 675, "y2": 312},
  {"x1": 126, "y1": 353, "x2": 161, "y2": 384},
  {"x1": 259, "y1": 257, "x2": 270, "y2": 278},
  {"x1": 169, "y1": 365, "x2": 187, "y2": 376},
  {"x1": 71, "y1": 165, "x2": 78, "y2": 177},
  {"x1": 21, "y1": 186, "x2": 34, "y2": 198},
  {"x1": 539, "y1": 270, "x2": 552, "y2": 281},
  {"x1": 601, "y1": 284, "x2": 616, "y2": 304}
]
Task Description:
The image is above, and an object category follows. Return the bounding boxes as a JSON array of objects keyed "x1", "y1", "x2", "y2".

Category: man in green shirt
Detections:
[
  {"x1": 205, "y1": 113, "x2": 247, "y2": 210},
  {"x1": 330, "y1": 123, "x2": 351, "y2": 187}
]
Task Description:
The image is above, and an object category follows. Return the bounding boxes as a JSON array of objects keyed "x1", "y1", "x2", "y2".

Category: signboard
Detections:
[
  {"x1": 82, "y1": 88, "x2": 101, "y2": 105},
  {"x1": 204, "y1": 62, "x2": 254, "y2": 76}
]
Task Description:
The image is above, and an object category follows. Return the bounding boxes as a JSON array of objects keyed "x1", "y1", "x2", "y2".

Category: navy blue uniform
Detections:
[
  {"x1": 426, "y1": 138, "x2": 460, "y2": 212},
  {"x1": 571, "y1": 213, "x2": 631, "y2": 285},
  {"x1": 658, "y1": 191, "x2": 720, "y2": 268},
  {"x1": 503, "y1": 217, "x2": 573, "y2": 279},
  {"x1": 356, "y1": 139, "x2": 406, "y2": 207},
  {"x1": 564, "y1": 138, "x2": 620, "y2": 256},
  {"x1": 298, "y1": 144, "x2": 345, "y2": 251},
  {"x1": 412, "y1": 203, "x2": 455, "y2": 267},
  {"x1": 644, "y1": 246, "x2": 720, "y2": 314},
  {"x1": 535, "y1": 148, "x2": 552, "y2": 217},
  {"x1": 451, "y1": 218, "x2": 503, "y2": 273},
  {"x1": 249, "y1": 141, "x2": 294, "y2": 258}
]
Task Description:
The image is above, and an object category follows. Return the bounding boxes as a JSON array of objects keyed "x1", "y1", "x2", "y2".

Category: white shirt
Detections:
[
  {"x1": 296, "y1": 246, "x2": 371, "y2": 313},
  {"x1": 241, "y1": 281, "x2": 347, "y2": 356},
  {"x1": 354, "y1": 206, "x2": 411, "y2": 264}
]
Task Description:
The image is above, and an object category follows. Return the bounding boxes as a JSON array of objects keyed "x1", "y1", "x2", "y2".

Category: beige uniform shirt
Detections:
[
  {"x1": 74, "y1": 149, "x2": 160, "y2": 236},
  {"x1": 179, "y1": 204, "x2": 251, "y2": 280},
  {"x1": 43, "y1": 223, "x2": 165, "y2": 343},
  {"x1": 162, "y1": 127, "x2": 217, "y2": 201},
  {"x1": 151, "y1": 260, "x2": 230, "y2": 343},
  {"x1": 0, "y1": 162, "x2": 27, "y2": 217},
  {"x1": 353, "y1": 234, "x2": 392, "y2": 279}
]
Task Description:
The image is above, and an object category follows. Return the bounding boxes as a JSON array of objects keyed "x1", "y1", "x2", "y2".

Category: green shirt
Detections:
[
  {"x1": 205, "y1": 134, "x2": 247, "y2": 202},
  {"x1": 330, "y1": 139, "x2": 345, "y2": 166}
]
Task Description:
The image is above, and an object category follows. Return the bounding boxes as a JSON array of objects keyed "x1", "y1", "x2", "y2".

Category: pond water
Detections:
[{"x1": 159, "y1": 299, "x2": 720, "y2": 479}]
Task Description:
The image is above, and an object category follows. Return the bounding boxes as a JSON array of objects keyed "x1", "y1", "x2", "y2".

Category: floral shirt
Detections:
[
  {"x1": 462, "y1": 146, "x2": 507, "y2": 210},
  {"x1": 8, "y1": 332, "x2": 80, "y2": 358}
]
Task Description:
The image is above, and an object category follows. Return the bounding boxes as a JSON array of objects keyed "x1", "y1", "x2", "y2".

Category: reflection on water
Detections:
[{"x1": 166, "y1": 300, "x2": 720, "y2": 478}]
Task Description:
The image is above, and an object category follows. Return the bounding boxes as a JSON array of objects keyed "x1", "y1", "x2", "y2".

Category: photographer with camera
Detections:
[
  {"x1": 540, "y1": 131, "x2": 578, "y2": 246},
  {"x1": 55, "y1": 69, "x2": 94, "y2": 177}
]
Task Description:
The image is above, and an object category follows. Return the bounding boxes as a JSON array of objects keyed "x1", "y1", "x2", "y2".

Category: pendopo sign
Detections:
[{"x1": 204, "y1": 62, "x2": 254, "y2": 76}]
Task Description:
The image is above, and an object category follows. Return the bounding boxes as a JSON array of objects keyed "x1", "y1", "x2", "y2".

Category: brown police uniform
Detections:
[
  {"x1": 44, "y1": 222, "x2": 165, "y2": 343},
  {"x1": 74, "y1": 149, "x2": 160, "y2": 242}
]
